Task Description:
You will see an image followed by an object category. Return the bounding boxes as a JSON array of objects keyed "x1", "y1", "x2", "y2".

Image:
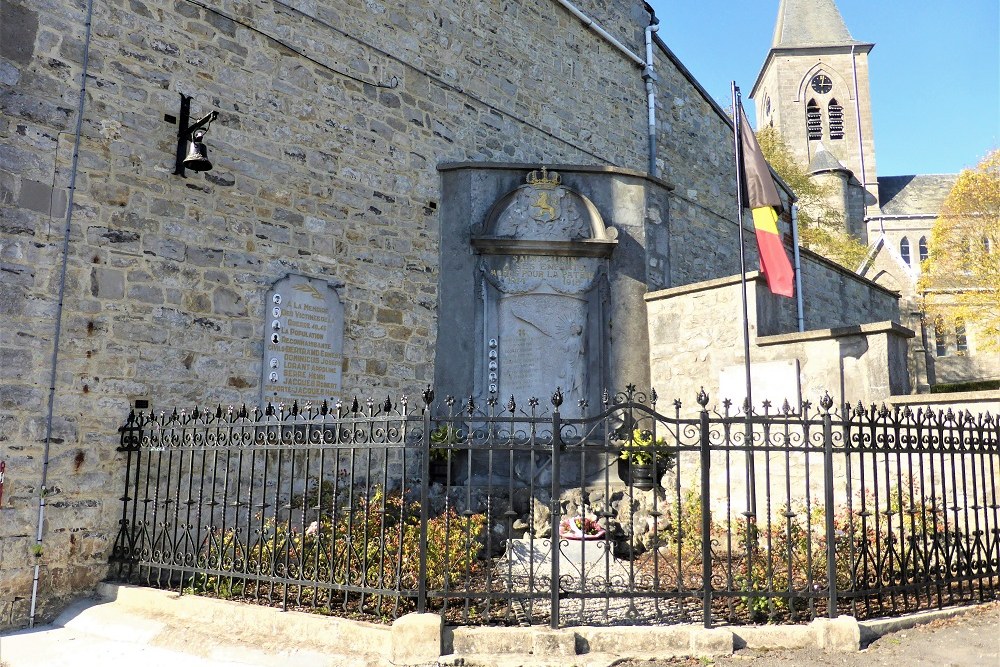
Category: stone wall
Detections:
[
  {"x1": 0, "y1": 0, "x2": 748, "y2": 626},
  {"x1": 645, "y1": 271, "x2": 909, "y2": 413},
  {"x1": 758, "y1": 247, "x2": 901, "y2": 336}
]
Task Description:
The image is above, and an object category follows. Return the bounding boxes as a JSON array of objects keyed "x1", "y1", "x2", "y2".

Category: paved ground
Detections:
[{"x1": 1, "y1": 596, "x2": 997, "y2": 667}]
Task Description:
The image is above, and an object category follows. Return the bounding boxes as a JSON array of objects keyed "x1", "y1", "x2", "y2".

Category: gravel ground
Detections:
[{"x1": 619, "y1": 602, "x2": 1000, "y2": 667}]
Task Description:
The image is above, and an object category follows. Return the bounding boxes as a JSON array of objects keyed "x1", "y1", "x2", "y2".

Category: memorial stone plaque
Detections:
[{"x1": 262, "y1": 274, "x2": 344, "y2": 406}]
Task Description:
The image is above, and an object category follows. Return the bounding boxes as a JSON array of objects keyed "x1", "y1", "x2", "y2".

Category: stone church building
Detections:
[
  {"x1": 750, "y1": 0, "x2": 1000, "y2": 391},
  {"x1": 0, "y1": 0, "x2": 980, "y2": 626}
]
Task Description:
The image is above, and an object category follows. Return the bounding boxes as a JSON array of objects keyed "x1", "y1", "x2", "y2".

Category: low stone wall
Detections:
[
  {"x1": 887, "y1": 390, "x2": 1000, "y2": 416},
  {"x1": 645, "y1": 272, "x2": 911, "y2": 413}
]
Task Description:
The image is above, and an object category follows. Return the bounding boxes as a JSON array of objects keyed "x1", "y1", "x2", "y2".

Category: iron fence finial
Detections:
[{"x1": 551, "y1": 387, "x2": 563, "y2": 409}]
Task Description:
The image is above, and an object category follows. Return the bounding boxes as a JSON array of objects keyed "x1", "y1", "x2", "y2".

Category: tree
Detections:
[
  {"x1": 756, "y1": 127, "x2": 869, "y2": 270},
  {"x1": 919, "y1": 149, "x2": 1000, "y2": 350}
]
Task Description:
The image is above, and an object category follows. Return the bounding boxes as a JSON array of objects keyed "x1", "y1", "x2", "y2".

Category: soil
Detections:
[{"x1": 618, "y1": 602, "x2": 1000, "y2": 667}]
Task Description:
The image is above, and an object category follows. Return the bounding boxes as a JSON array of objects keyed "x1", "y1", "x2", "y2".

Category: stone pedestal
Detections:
[{"x1": 499, "y1": 538, "x2": 633, "y2": 591}]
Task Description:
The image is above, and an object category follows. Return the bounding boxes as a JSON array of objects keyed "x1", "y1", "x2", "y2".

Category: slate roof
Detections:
[
  {"x1": 771, "y1": 0, "x2": 866, "y2": 48},
  {"x1": 877, "y1": 174, "x2": 958, "y2": 216},
  {"x1": 808, "y1": 143, "x2": 850, "y2": 174}
]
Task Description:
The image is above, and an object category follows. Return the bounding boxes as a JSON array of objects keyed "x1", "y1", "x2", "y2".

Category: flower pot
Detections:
[
  {"x1": 429, "y1": 459, "x2": 451, "y2": 483},
  {"x1": 617, "y1": 458, "x2": 661, "y2": 490},
  {"x1": 429, "y1": 450, "x2": 469, "y2": 485},
  {"x1": 561, "y1": 527, "x2": 606, "y2": 541},
  {"x1": 559, "y1": 517, "x2": 606, "y2": 541}
]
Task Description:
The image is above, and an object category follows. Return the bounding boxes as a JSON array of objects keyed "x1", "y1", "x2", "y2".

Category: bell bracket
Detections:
[{"x1": 173, "y1": 94, "x2": 219, "y2": 177}]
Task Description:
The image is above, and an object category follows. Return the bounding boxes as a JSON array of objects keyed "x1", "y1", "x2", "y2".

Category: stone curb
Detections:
[
  {"x1": 729, "y1": 616, "x2": 860, "y2": 652},
  {"x1": 858, "y1": 605, "x2": 984, "y2": 644},
  {"x1": 77, "y1": 585, "x2": 989, "y2": 665},
  {"x1": 94, "y1": 583, "x2": 391, "y2": 664}
]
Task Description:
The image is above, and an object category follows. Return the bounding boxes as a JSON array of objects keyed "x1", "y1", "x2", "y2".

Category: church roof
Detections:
[
  {"x1": 877, "y1": 174, "x2": 958, "y2": 216},
  {"x1": 808, "y1": 143, "x2": 850, "y2": 174},
  {"x1": 771, "y1": 0, "x2": 866, "y2": 49}
]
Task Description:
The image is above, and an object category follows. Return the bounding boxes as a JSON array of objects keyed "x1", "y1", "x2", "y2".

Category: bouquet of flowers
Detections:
[{"x1": 559, "y1": 516, "x2": 605, "y2": 540}]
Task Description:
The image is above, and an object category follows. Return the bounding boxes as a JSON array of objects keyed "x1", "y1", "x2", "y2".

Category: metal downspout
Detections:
[
  {"x1": 29, "y1": 0, "x2": 95, "y2": 628},
  {"x1": 550, "y1": 0, "x2": 659, "y2": 175},
  {"x1": 643, "y1": 4, "x2": 660, "y2": 176},
  {"x1": 850, "y1": 45, "x2": 869, "y2": 227},
  {"x1": 791, "y1": 204, "x2": 805, "y2": 332}
]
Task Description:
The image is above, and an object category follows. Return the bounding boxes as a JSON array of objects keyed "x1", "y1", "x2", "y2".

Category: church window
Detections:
[
  {"x1": 934, "y1": 320, "x2": 947, "y2": 357},
  {"x1": 984, "y1": 236, "x2": 993, "y2": 253},
  {"x1": 918, "y1": 236, "x2": 929, "y2": 262},
  {"x1": 828, "y1": 99, "x2": 844, "y2": 140},
  {"x1": 956, "y1": 320, "x2": 968, "y2": 354},
  {"x1": 806, "y1": 99, "x2": 822, "y2": 141},
  {"x1": 900, "y1": 237, "x2": 911, "y2": 265}
]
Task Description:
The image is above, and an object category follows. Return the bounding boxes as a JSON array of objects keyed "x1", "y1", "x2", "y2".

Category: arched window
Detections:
[
  {"x1": 918, "y1": 236, "x2": 929, "y2": 262},
  {"x1": 900, "y1": 237, "x2": 911, "y2": 265},
  {"x1": 934, "y1": 319, "x2": 947, "y2": 357},
  {"x1": 956, "y1": 319, "x2": 968, "y2": 354},
  {"x1": 984, "y1": 236, "x2": 993, "y2": 254},
  {"x1": 828, "y1": 99, "x2": 844, "y2": 139},
  {"x1": 806, "y1": 99, "x2": 822, "y2": 141}
]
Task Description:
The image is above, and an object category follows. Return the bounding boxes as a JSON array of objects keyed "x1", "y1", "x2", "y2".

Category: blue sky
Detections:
[{"x1": 650, "y1": 0, "x2": 1000, "y2": 176}]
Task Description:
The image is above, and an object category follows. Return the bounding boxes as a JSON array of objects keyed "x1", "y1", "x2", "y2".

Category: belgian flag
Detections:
[{"x1": 738, "y1": 106, "x2": 794, "y2": 298}]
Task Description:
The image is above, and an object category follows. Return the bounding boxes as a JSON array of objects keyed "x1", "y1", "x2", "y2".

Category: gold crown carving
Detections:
[{"x1": 526, "y1": 166, "x2": 561, "y2": 188}]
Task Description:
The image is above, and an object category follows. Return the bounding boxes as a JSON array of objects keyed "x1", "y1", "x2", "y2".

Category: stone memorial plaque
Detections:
[
  {"x1": 498, "y1": 293, "x2": 589, "y2": 409},
  {"x1": 262, "y1": 274, "x2": 344, "y2": 406}
]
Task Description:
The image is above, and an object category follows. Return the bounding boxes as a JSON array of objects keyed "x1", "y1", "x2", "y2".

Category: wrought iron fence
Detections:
[{"x1": 110, "y1": 386, "x2": 1000, "y2": 628}]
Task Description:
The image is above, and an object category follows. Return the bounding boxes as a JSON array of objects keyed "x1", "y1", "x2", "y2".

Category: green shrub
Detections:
[
  {"x1": 619, "y1": 428, "x2": 677, "y2": 468},
  {"x1": 189, "y1": 485, "x2": 486, "y2": 615}
]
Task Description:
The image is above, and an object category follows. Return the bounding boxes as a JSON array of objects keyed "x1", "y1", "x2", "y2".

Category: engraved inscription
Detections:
[
  {"x1": 263, "y1": 275, "x2": 344, "y2": 405},
  {"x1": 486, "y1": 255, "x2": 599, "y2": 295},
  {"x1": 498, "y1": 294, "x2": 588, "y2": 410}
]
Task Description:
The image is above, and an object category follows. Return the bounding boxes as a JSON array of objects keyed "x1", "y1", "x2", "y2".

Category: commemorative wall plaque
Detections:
[{"x1": 262, "y1": 274, "x2": 344, "y2": 406}]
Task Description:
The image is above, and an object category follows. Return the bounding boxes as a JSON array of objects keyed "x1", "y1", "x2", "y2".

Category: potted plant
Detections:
[
  {"x1": 559, "y1": 516, "x2": 606, "y2": 541},
  {"x1": 618, "y1": 429, "x2": 674, "y2": 490},
  {"x1": 428, "y1": 424, "x2": 462, "y2": 483}
]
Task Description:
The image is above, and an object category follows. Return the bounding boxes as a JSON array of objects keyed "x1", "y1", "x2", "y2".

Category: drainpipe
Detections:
[
  {"x1": 29, "y1": 0, "x2": 95, "y2": 628},
  {"x1": 550, "y1": 0, "x2": 659, "y2": 175},
  {"x1": 791, "y1": 204, "x2": 805, "y2": 332},
  {"x1": 643, "y1": 3, "x2": 660, "y2": 176},
  {"x1": 850, "y1": 45, "x2": 869, "y2": 229}
]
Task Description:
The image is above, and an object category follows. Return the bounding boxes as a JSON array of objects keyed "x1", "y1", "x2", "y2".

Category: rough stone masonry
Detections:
[{"x1": 0, "y1": 0, "x2": 899, "y2": 627}]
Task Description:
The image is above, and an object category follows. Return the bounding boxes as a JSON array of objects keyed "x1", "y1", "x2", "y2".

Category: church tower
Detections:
[{"x1": 750, "y1": 0, "x2": 878, "y2": 242}]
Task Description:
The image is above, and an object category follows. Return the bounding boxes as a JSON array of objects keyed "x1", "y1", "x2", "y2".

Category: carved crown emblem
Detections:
[{"x1": 526, "y1": 166, "x2": 561, "y2": 189}]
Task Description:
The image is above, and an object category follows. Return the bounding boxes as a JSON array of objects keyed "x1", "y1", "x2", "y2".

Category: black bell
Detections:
[{"x1": 182, "y1": 129, "x2": 213, "y2": 172}]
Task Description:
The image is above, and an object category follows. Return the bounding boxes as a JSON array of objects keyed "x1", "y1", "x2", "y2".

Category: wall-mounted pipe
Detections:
[
  {"x1": 850, "y1": 45, "x2": 869, "y2": 227},
  {"x1": 551, "y1": 0, "x2": 645, "y2": 66},
  {"x1": 550, "y1": 0, "x2": 659, "y2": 176},
  {"x1": 791, "y1": 204, "x2": 805, "y2": 333},
  {"x1": 643, "y1": 4, "x2": 660, "y2": 176},
  {"x1": 29, "y1": 0, "x2": 95, "y2": 629}
]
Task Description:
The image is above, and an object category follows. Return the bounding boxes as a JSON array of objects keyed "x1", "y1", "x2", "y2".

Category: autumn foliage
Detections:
[{"x1": 920, "y1": 150, "x2": 1000, "y2": 350}]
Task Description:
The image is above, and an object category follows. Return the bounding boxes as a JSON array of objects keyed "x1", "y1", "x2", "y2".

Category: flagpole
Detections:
[{"x1": 731, "y1": 82, "x2": 757, "y2": 517}]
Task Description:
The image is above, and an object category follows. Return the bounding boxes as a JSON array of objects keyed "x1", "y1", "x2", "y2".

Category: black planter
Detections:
[
  {"x1": 617, "y1": 457, "x2": 662, "y2": 491},
  {"x1": 429, "y1": 459, "x2": 451, "y2": 483},
  {"x1": 428, "y1": 451, "x2": 469, "y2": 485}
]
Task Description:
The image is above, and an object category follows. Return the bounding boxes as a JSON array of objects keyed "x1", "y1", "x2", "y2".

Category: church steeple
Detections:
[
  {"x1": 770, "y1": 0, "x2": 862, "y2": 49},
  {"x1": 750, "y1": 0, "x2": 878, "y2": 243}
]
